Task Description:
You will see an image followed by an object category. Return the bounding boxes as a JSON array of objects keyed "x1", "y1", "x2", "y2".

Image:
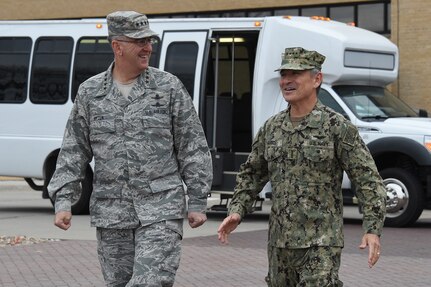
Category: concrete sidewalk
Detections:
[{"x1": 1, "y1": 222, "x2": 431, "y2": 287}]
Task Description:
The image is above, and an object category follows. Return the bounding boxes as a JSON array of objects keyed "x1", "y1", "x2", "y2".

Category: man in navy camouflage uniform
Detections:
[
  {"x1": 48, "y1": 11, "x2": 212, "y2": 287},
  {"x1": 218, "y1": 47, "x2": 386, "y2": 286}
]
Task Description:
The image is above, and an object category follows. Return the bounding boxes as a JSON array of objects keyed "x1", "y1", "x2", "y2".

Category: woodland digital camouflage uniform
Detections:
[
  {"x1": 228, "y1": 47, "x2": 386, "y2": 286},
  {"x1": 229, "y1": 102, "x2": 386, "y2": 247}
]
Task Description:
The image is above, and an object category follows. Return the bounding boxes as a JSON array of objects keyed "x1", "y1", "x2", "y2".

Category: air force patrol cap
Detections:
[
  {"x1": 107, "y1": 11, "x2": 159, "y2": 39},
  {"x1": 275, "y1": 47, "x2": 326, "y2": 71}
]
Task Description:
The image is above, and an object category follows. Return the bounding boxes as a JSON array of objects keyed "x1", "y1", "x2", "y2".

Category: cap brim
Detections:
[
  {"x1": 274, "y1": 64, "x2": 315, "y2": 72},
  {"x1": 125, "y1": 29, "x2": 159, "y2": 39}
]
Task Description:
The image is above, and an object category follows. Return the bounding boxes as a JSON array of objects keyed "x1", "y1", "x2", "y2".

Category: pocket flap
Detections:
[
  {"x1": 149, "y1": 174, "x2": 183, "y2": 193},
  {"x1": 265, "y1": 145, "x2": 283, "y2": 161},
  {"x1": 91, "y1": 117, "x2": 115, "y2": 135},
  {"x1": 303, "y1": 145, "x2": 334, "y2": 162},
  {"x1": 93, "y1": 185, "x2": 122, "y2": 199}
]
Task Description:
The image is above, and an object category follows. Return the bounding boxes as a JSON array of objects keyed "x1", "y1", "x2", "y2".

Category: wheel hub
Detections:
[{"x1": 385, "y1": 179, "x2": 409, "y2": 215}]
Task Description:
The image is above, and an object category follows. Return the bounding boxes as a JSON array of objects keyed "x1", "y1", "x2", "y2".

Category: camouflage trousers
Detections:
[
  {"x1": 266, "y1": 245, "x2": 343, "y2": 287},
  {"x1": 96, "y1": 219, "x2": 183, "y2": 287}
]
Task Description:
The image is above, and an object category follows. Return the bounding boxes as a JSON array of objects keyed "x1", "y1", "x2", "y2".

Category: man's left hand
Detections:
[
  {"x1": 188, "y1": 211, "x2": 207, "y2": 228},
  {"x1": 359, "y1": 233, "x2": 381, "y2": 268}
]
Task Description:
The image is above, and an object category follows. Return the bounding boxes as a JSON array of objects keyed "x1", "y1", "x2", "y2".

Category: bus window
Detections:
[
  {"x1": 149, "y1": 41, "x2": 160, "y2": 68},
  {"x1": 30, "y1": 37, "x2": 73, "y2": 104},
  {"x1": 72, "y1": 38, "x2": 114, "y2": 101},
  {"x1": 0, "y1": 37, "x2": 32, "y2": 103},
  {"x1": 204, "y1": 32, "x2": 258, "y2": 153},
  {"x1": 318, "y1": 88, "x2": 349, "y2": 118},
  {"x1": 72, "y1": 37, "x2": 159, "y2": 101},
  {"x1": 164, "y1": 42, "x2": 198, "y2": 99}
]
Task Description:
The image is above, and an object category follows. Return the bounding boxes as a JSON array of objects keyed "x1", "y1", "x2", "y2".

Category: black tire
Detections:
[
  {"x1": 380, "y1": 168, "x2": 424, "y2": 227},
  {"x1": 46, "y1": 164, "x2": 93, "y2": 215}
]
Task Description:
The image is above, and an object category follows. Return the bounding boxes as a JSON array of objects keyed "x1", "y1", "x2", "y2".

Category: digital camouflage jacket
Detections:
[
  {"x1": 48, "y1": 63, "x2": 212, "y2": 229},
  {"x1": 229, "y1": 102, "x2": 386, "y2": 248}
]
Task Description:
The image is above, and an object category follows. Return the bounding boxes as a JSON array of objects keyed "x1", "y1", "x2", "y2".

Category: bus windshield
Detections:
[{"x1": 333, "y1": 85, "x2": 418, "y2": 120}]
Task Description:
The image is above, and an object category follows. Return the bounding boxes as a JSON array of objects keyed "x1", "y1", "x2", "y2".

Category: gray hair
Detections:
[
  {"x1": 108, "y1": 35, "x2": 125, "y2": 43},
  {"x1": 310, "y1": 68, "x2": 321, "y2": 76},
  {"x1": 309, "y1": 68, "x2": 322, "y2": 94}
]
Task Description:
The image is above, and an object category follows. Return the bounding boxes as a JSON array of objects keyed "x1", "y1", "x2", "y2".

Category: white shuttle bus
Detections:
[{"x1": 1, "y1": 16, "x2": 430, "y2": 227}]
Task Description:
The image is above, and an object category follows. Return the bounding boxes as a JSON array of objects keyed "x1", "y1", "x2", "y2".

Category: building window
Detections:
[
  {"x1": 358, "y1": 3, "x2": 385, "y2": 33},
  {"x1": 152, "y1": 1, "x2": 391, "y2": 34},
  {"x1": 222, "y1": 12, "x2": 246, "y2": 17},
  {"x1": 387, "y1": 4, "x2": 391, "y2": 32},
  {"x1": 247, "y1": 10, "x2": 272, "y2": 17},
  {"x1": 274, "y1": 9, "x2": 299, "y2": 16},
  {"x1": 330, "y1": 6, "x2": 355, "y2": 24},
  {"x1": 301, "y1": 7, "x2": 327, "y2": 17}
]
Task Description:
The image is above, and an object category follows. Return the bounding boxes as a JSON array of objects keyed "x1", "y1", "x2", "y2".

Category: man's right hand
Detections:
[
  {"x1": 54, "y1": 211, "x2": 72, "y2": 230},
  {"x1": 217, "y1": 213, "x2": 241, "y2": 244}
]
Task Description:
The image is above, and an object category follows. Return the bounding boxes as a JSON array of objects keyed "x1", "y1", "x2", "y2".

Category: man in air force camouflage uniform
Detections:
[
  {"x1": 48, "y1": 11, "x2": 212, "y2": 287},
  {"x1": 218, "y1": 47, "x2": 386, "y2": 286}
]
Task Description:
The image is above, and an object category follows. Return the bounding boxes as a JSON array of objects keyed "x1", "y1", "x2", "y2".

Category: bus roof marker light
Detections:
[
  {"x1": 282, "y1": 16, "x2": 292, "y2": 20},
  {"x1": 96, "y1": 23, "x2": 103, "y2": 29},
  {"x1": 254, "y1": 21, "x2": 262, "y2": 27},
  {"x1": 311, "y1": 16, "x2": 331, "y2": 21}
]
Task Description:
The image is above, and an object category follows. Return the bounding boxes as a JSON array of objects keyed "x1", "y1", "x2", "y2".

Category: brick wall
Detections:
[
  {"x1": 0, "y1": 0, "x2": 375, "y2": 20},
  {"x1": 391, "y1": 0, "x2": 431, "y2": 113}
]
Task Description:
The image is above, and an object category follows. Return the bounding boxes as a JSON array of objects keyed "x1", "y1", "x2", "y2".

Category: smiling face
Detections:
[
  {"x1": 112, "y1": 37, "x2": 153, "y2": 75},
  {"x1": 279, "y1": 69, "x2": 322, "y2": 106}
]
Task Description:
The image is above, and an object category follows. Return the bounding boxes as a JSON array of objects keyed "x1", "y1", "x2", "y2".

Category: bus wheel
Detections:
[
  {"x1": 381, "y1": 168, "x2": 423, "y2": 227},
  {"x1": 47, "y1": 165, "x2": 93, "y2": 215}
]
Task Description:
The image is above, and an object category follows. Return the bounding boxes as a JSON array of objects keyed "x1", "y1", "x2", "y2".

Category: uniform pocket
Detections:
[
  {"x1": 301, "y1": 143, "x2": 334, "y2": 184},
  {"x1": 93, "y1": 185, "x2": 122, "y2": 199},
  {"x1": 165, "y1": 219, "x2": 183, "y2": 239},
  {"x1": 303, "y1": 145, "x2": 334, "y2": 162},
  {"x1": 265, "y1": 144, "x2": 298, "y2": 183},
  {"x1": 90, "y1": 117, "x2": 115, "y2": 135},
  {"x1": 141, "y1": 113, "x2": 173, "y2": 147},
  {"x1": 149, "y1": 174, "x2": 183, "y2": 194},
  {"x1": 265, "y1": 144, "x2": 283, "y2": 161},
  {"x1": 302, "y1": 138, "x2": 335, "y2": 164},
  {"x1": 142, "y1": 111, "x2": 171, "y2": 128},
  {"x1": 159, "y1": 219, "x2": 182, "y2": 286}
]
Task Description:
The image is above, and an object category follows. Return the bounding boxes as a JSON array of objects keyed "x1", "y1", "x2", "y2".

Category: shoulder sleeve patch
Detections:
[{"x1": 342, "y1": 124, "x2": 357, "y2": 147}]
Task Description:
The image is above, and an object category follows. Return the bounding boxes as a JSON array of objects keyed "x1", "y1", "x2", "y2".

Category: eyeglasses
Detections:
[{"x1": 115, "y1": 37, "x2": 158, "y2": 47}]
